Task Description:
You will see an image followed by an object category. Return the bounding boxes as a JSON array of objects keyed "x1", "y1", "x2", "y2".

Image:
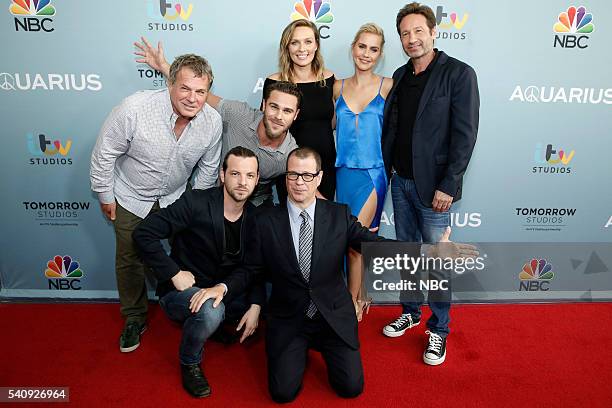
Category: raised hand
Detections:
[{"x1": 134, "y1": 36, "x2": 170, "y2": 77}]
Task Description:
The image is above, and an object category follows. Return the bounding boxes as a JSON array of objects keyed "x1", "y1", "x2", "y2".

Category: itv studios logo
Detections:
[
  {"x1": 290, "y1": 0, "x2": 334, "y2": 39},
  {"x1": 532, "y1": 143, "x2": 575, "y2": 175},
  {"x1": 45, "y1": 255, "x2": 84, "y2": 290},
  {"x1": 147, "y1": 0, "x2": 194, "y2": 31},
  {"x1": 553, "y1": 5, "x2": 594, "y2": 49},
  {"x1": 9, "y1": 0, "x2": 56, "y2": 32},
  {"x1": 434, "y1": 5, "x2": 468, "y2": 40},
  {"x1": 27, "y1": 132, "x2": 73, "y2": 166}
]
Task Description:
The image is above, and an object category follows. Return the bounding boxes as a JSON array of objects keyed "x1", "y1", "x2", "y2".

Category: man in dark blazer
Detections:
[
  {"x1": 380, "y1": 2, "x2": 479, "y2": 366},
  {"x1": 132, "y1": 147, "x2": 261, "y2": 398},
  {"x1": 228, "y1": 147, "x2": 395, "y2": 402}
]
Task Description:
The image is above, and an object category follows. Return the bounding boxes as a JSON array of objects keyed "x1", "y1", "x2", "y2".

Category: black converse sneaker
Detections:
[
  {"x1": 382, "y1": 313, "x2": 421, "y2": 337},
  {"x1": 423, "y1": 330, "x2": 446, "y2": 365}
]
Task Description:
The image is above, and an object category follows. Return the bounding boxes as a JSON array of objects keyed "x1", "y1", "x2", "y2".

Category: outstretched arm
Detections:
[
  {"x1": 134, "y1": 37, "x2": 221, "y2": 109},
  {"x1": 134, "y1": 37, "x2": 171, "y2": 77}
]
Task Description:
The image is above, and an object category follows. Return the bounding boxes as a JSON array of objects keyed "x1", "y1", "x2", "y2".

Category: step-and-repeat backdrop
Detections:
[{"x1": 1, "y1": 1, "x2": 610, "y2": 301}]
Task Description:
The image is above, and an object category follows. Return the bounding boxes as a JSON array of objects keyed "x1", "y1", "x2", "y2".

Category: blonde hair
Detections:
[
  {"x1": 278, "y1": 20, "x2": 326, "y2": 85},
  {"x1": 351, "y1": 23, "x2": 385, "y2": 52}
]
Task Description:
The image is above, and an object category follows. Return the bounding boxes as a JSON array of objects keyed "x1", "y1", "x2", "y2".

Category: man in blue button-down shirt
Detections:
[{"x1": 90, "y1": 54, "x2": 222, "y2": 353}]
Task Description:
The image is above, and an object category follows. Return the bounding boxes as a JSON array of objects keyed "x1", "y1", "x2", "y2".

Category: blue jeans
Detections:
[
  {"x1": 391, "y1": 174, "x2": 451, "y2": 338},
  {"x1": 159, "y1": 287, "x2": 225, "y2": 365}
]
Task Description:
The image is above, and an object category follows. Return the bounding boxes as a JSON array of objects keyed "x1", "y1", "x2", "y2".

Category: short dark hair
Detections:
[
  {"x1": 287, "y1": 147, "x2": 321, "y2": 172},
  {"x1": 263, "y1": 81, "x2": 302, "y2": 110},
  {"x1": 396, "y1": 2, "x2": 437, "y2": 34},
  {"x1": 222, "y1": 146, "x2": 259, "y2": 173}
]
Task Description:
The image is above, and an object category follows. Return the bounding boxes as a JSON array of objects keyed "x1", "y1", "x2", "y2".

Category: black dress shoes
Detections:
[{"x1": 180, "y1": 363, "x2": 211, "y2": 398}]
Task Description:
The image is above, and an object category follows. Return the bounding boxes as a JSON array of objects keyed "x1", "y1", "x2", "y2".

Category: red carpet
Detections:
[{"x1": 1, "y1": 303, "x2": 611, "y2": 407}]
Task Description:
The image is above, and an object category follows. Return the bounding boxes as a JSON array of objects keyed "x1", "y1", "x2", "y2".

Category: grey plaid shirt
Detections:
[
  {"x1": 90, "y1": 89, "x2": 222, "y2": 218},
  {"x1": 216, "y1": 99, "x2": 297, "y2": 204}
]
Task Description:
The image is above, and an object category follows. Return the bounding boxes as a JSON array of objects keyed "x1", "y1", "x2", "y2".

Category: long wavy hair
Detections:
[{"x1": 278, "y1": 19, "x2": 326, "y2": 85}]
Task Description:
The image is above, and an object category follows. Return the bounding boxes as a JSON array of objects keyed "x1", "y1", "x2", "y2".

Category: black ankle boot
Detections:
[{"x1": 180, "y1": 363, "x2": 211, "y2": 398}]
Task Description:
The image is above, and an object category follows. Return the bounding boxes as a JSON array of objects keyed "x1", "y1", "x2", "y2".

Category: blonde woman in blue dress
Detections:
[{"x1": 333, "y1": 23, "x2": 393, "y2": 321}]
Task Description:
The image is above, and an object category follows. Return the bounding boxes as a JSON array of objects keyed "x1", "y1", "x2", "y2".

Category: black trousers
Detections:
[{"x1": 267, "y1": 313, "x2": 363, "y2": 403}]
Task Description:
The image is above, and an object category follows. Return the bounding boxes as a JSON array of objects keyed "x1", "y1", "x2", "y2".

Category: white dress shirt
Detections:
[{"x1": 90, "y1": 89, "x2": 222, "y2": 218}]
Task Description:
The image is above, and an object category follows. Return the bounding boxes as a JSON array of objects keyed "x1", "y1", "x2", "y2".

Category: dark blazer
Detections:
[
  {"x1": 132, "y1": 186, "x2": 255, "y2": 302},
  {"x1": 381, "y1": 50, "x2": 479, "y2": 206},
  {"x1": 239, "y1": 199, "x2": 417, "y2": 355}
]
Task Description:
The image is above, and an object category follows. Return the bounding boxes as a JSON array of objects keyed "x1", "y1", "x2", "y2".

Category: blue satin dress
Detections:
[{"x1": 335, "y1": 78, "x2": 387, "y2": 228}]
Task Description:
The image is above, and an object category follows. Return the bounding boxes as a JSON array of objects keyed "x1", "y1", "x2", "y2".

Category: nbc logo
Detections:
[
  {"x1": 10, "y1": 0, "x2": 55, "y2": 32},
  {"x1": 147, "y1": 0, "x2": 194, "y2": 31},
  {"x1": 434, "y1": 6, "x2": 468, "y2": 40},
  {"x1": 519, "y1": 258, "x2": 554, "y2": 291},
  {"x1": 45, "y1": 255, "x2": 84, "y2": 290},
  {"x1": 553, "y1": 6, "x2": 594, "y2": 49},
  {"x1": 532, "y1": 143, "x2": 574, "y2": 175},
  {"x1": 290, "y1": 0, "x2": 334, "y2": 39}
]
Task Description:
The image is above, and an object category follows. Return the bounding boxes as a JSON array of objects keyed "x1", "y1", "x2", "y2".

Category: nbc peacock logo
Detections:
[
  {"x1": 10, "y1": 0, "x2": 55, "y2": 32},
  {"x1": 290, "y1": 0, "x2": 334, "y2": 39},
  {"x1": 291, "y1": 0, "x2": 333, "y2": 23},
  {"x1": 45, "y1": 255, "x2": 84, "y2": 290},
  {"x1": 553, "y1": 6, "x2": 594, "y2": 49},
  {"x1": 518, "y1": 258, "x2": 554, "y2": 291},
  {"x1": 9, "y1": 0, "x2": 55, "y2": 15}
]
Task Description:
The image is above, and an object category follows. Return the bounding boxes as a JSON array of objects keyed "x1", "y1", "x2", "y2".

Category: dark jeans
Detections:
[
  {"x1": 159, "y1": 287, "x2": 225, "y2": 365},
  {"x1": 268, "y1": 314, "x2": 363, "y2": 403},
  {"x1": 113, "y1": 202, "x2": 158, "y2": 324},
  {"x1": 391, "y1": 174, "x2": 452, "y2": 337}
]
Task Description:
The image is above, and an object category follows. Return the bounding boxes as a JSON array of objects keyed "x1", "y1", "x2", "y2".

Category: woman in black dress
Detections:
[{"x1": 263, "y1": 20, "x2": 336, "y2": 200}]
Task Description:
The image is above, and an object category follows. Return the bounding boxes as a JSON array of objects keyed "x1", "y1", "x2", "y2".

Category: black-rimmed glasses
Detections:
[{"x1": 285, "y1": 171, "x2": 320, "y2": 182}]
